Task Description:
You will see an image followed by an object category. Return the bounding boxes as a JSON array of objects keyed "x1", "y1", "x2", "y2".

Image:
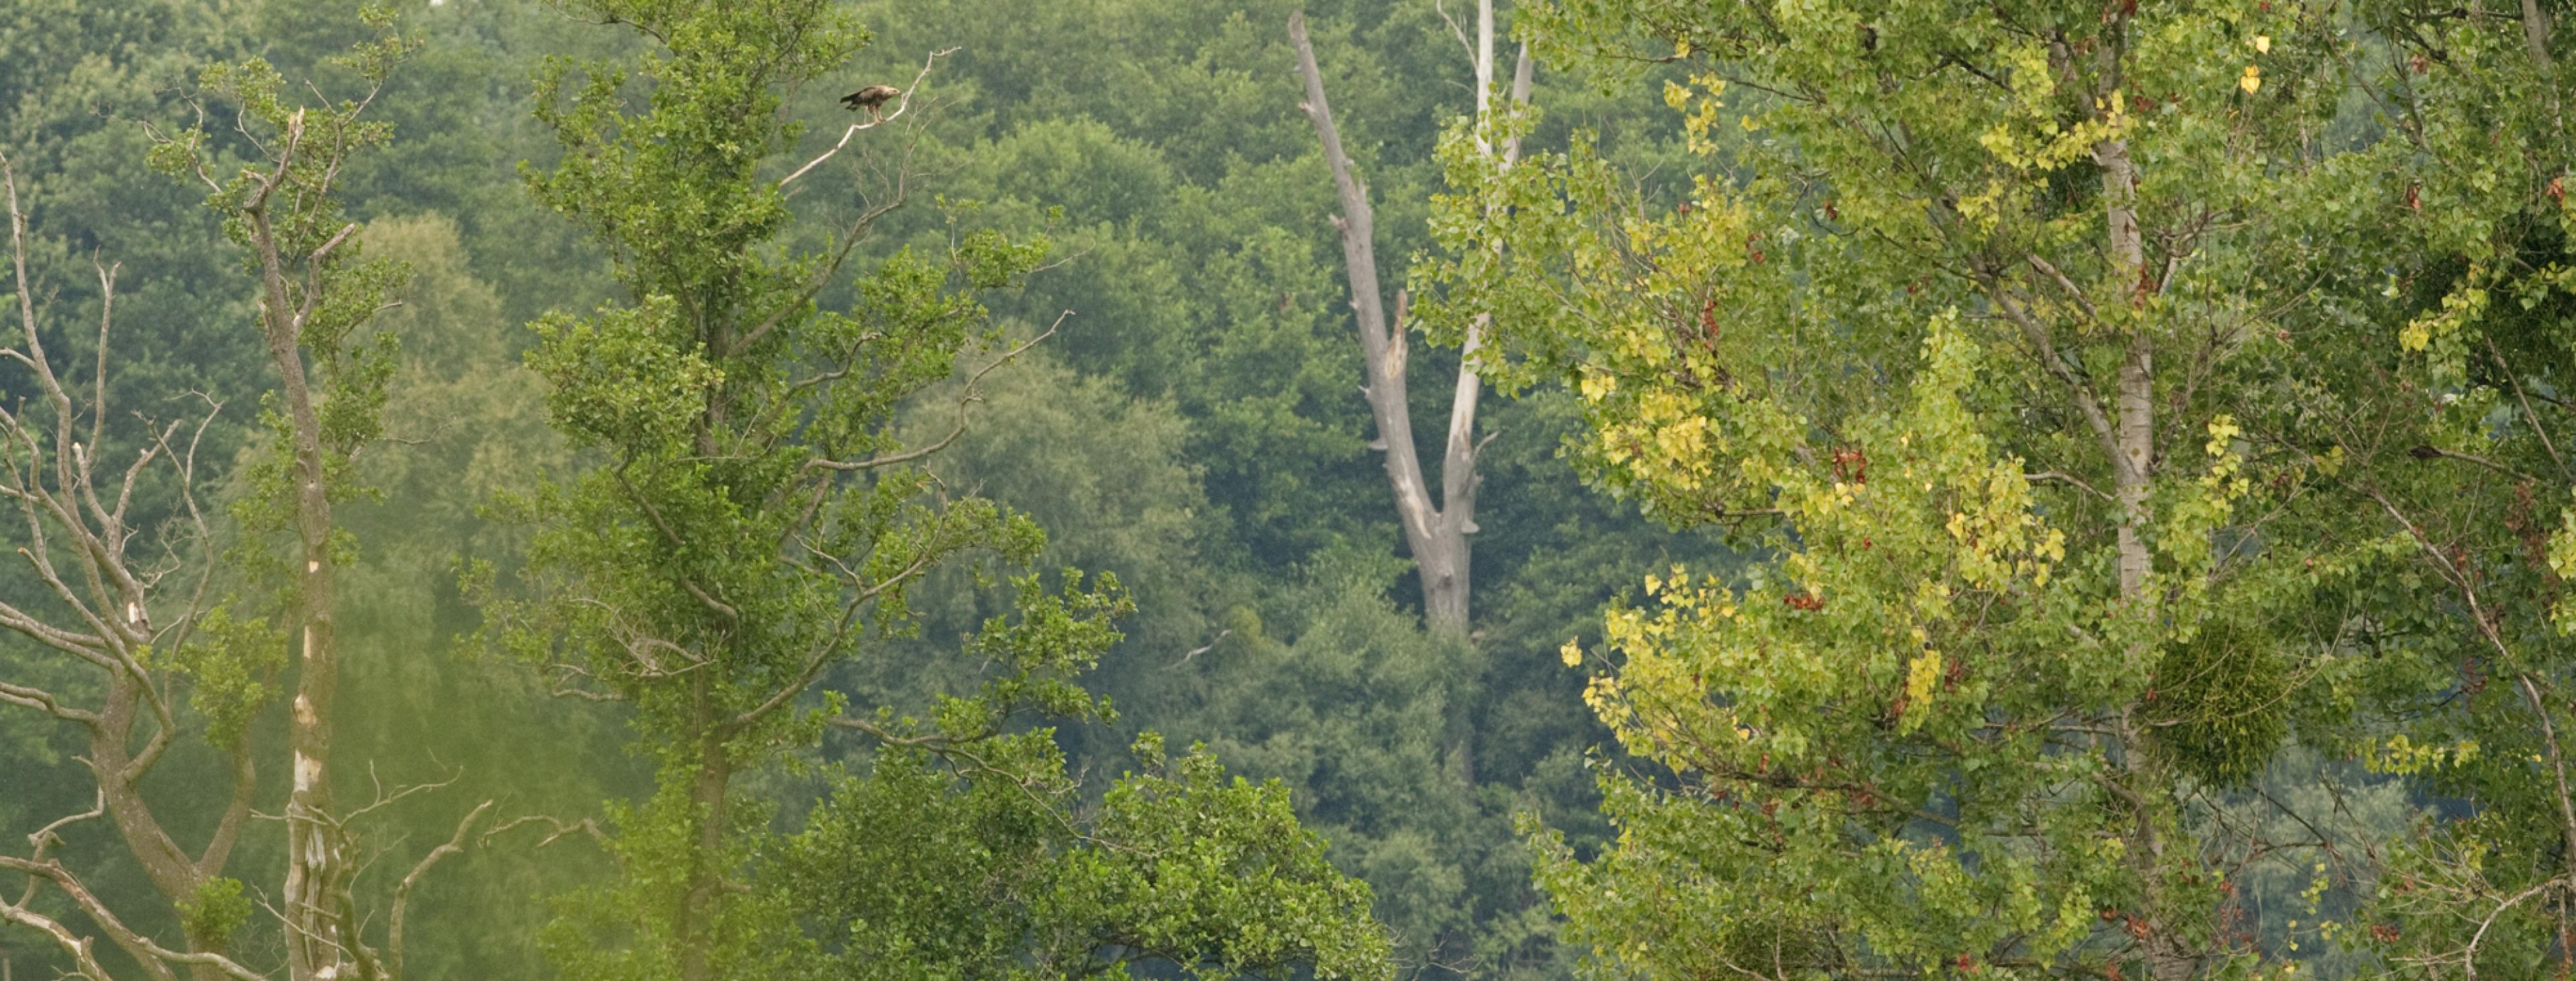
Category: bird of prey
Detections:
[{"x1": 841, "y1": 84, "x2": 901, "y2": 121}]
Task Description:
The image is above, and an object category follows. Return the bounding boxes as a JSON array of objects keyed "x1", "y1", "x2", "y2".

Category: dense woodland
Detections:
[{"x1": 6, "y1": 0, "x2": 2576, "y2": 977}]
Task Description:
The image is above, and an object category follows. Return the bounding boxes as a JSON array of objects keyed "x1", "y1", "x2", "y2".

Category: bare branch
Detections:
[
  {"x1": 389, "y1": 800, "x2": 494, "y2": 980},
  {"x1": 2025, "y1": 470, "x2": 2114, "y2": 501},
  {"x1": 778, "y1": 48, "x2": 957, "y2": 188},
  {"x1": 18, "y1": 790, "x2": 104, "y2": 909},
  {"x1": 0, "y1": 675, "x2": 98, "y2": 725},
  {"x1": 2485, "y1": 335, "x2": 2571, "y2": 481},
  {"x1": 2404, "y1": 443, "x2": 2540, "y2": 481},
  {"x1": 2023, "y1": 252, "x2": 2100, "y2": 325},
  {"x1": 1989, "y1": 284, "x2": 2119, "y2": 465},
  {"x1": 1292, "y1": 9, "x2": 1511, "y2": 631},
  {"x1": 88, "y1": 259, "x2": 113, "y2": 457},
  {"x1": 1171, "y1": 629, "x2": 1232, "y2": 667},
  {"x1": 483, "y1": 814, "x2": 610, "y2": 852},
  {"x1": 0, "y1": 856, "x2": 264, "y2": 981},
  {"x1": 2467, "y1": 877, "x2": 2569, "y2": 979},
  {"x1": 1432, "y1": 0, "x2": 1477, "y2": 68},
  {"x1": 0, "y1": 895, "x2": 115, "y2": 981}
]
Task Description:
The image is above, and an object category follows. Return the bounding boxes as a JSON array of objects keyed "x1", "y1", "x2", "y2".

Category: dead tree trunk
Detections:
[
  {"x1": 169, "y1": 93, "x2": 391, "y2": 981},
  {"x1": 1290, "y1": 7, "x2": 1529, "y2": 634},
  {"x1": 213, "y1": 113, "x2": 346, "y2": 981}
]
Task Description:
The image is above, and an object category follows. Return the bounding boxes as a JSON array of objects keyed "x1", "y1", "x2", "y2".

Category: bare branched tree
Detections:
[
  {"x1": 1291, "y1": 3, "x2": 1531, "y2": 634},
  {"x1": 1, "y1": 150, "x2": 260, "y2": 981},
  {"x1": 3, "y1": 24, "x2": 584, "y2": 980}
]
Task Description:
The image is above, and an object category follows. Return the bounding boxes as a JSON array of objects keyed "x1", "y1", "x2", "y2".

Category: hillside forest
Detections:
[{"x1": 7, "y1": 0, "x2": 2576, "y2": 978}]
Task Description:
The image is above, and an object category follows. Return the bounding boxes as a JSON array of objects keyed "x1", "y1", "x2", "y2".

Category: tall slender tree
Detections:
[
  {"x1": 495, "y1": 4, "x2": 1391, "y2": 979},
  {"x1": 0, "y1": 9, "x2": 511, "y2": 980},
  {"x1": 153, "y1": 36, "x2": 416, "y2": 980}
]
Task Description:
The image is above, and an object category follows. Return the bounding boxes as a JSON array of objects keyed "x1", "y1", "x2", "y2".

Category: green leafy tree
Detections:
[
  {"x1": 2277, "y1": 0, "x2": 2576, "y2": 972},
  {"x1": 783, "y1": 655, "x2": 1387, "y2": 980},
  {"x1": 1426, "y1": 0, "x2": 2401, "y2": 975},
  {"x1": 486, "y1": 3, "x2": 1389, "y2": 979}
]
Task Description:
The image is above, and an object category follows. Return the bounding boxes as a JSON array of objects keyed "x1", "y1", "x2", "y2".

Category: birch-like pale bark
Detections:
[
  {"x1": 2082, "y1": 16, "x2": 2197, "y2": 978},
  {"x1": 1291, "y1": 7, "x2": 1529, "y2": 634},
  {"x1": 2088, "y1": 15, "x2": 2153, "y2": 601}
]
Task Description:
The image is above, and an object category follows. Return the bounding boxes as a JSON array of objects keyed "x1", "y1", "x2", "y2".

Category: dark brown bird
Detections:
[{"x1": 841, "y1": 84, "x2": 901, "y2": 120}]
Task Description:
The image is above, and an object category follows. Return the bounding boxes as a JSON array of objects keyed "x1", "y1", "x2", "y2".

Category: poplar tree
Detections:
[
  {"x1": 2320, "y1": 0, "x2": 2576, "y2": 971},
  {"x1": 1425, "y1": 0, "x2": 2386, "y2": 974}
]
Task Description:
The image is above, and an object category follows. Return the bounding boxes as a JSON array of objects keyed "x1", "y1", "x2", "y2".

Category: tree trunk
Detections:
[
  {"x1": 2101, "y1": 136, "x2": 2153, "y2": 600},
  {"x1": 249, "y1": 203, "x2": 349, "y2": 981},
  {"x1": 1291, "y1": 9, "x2": 1527, "y2": 634},
  {"x1": 89, "y1": 711, "x2": 233, "y2": 981},
  {"x1": 676, "y1": 679, "x2": 732, "y2": 981},
  {"x1": 2086, "y1": 16, "x2": 2196, "y2": 975}
]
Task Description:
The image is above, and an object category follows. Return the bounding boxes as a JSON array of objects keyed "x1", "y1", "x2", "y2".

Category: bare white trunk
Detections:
[
  {"x1": 2092, "y1": 17, "x2": 2152, "y2": 601},
  {"x1": 1292, "y1": 10, "x2": 1528, "y2": 633},
  {"x1": 1474, "y1": 0, "x2": 1493, "y2": 152},
  {"x1": 2114, "y1": 331, "x2": 2152, "y2": 598}
]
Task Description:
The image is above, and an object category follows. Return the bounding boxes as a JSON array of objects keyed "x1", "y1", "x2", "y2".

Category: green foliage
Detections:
[
  {"x1": 168, "y1": 604, "x2": 285, "y2": 748},
  {"x1": 1086, "y1": 738, "x2": 1387, "y2": 978},
  {"x1": 176, "y1": 875, "x2": 252, "y2": 948},
  {"x1": 814, "y1": 6, "x2": 1714, "y2": 968},
  {"x1": 1421, "y1": 0, "x2": 2403, "y2": 972},
  {"x1": 2149, "y1": 619, "x2": 2292, "y2": 788},
  {"x1": 2263, "y1": 0, "x2": 2576, "y2": 972},
  {"x1": 0, "y1": 0, "x2": 267, "y2": 422},
  {"x1": 491, "y1": 2, "x2": 1398, "y2": 979},
  {"x1": 779, "y1": 733, "x2": 1387, "y2": 981},
  {"x1": 50, "y1": 0, "x2": 2530, "y2": 976}
]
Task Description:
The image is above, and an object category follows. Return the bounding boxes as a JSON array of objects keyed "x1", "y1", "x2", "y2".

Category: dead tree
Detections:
[
  {"x1": 1, "y1": 152, "x2": 262, "y2": 981},
  {"x1": 1291, "y1": 4, "x2": 1532, "y2": 634},
  {"x1": 148, "y1": 46, "x2": 425, "y2": 980},
  {"x1": 1, "y1": 36, "x2": 565, "y2": 980}
]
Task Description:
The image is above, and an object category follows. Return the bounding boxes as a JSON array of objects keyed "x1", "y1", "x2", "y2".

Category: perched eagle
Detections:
[{"x1": 841, "y1": 84, "x2": 901, "y2": 120}]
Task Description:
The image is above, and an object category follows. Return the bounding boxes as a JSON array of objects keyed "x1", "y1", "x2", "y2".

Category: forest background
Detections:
[
  {"x1": 8, "y1": 0, "x2": 2575, "y2": 977},
  {"x1": 0, "y1": 0, "x2": 1721, "y2": 976}
]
